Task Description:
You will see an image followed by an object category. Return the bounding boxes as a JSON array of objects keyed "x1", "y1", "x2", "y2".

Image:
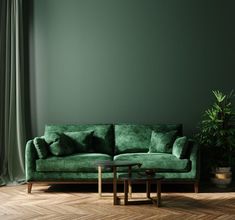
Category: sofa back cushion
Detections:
[
  {"x1": 115, "y1": 125, "x2": 151, "y2": 154},
  {"x1": 114, "y1": 124, "x2": 182, "y2": 154},
  {"x1": 44, "y1": 124, "x2": 114, "y2": 155}
]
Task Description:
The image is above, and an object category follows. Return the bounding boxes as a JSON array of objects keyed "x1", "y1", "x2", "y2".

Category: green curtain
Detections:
[{"x1": 0, "y1": 0, "x2": 28, "y2": 185}]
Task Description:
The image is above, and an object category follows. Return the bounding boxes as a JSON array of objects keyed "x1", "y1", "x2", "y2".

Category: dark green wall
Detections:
[{"x1": 30, "y1": 0, "x2": 235, "y2": 136}]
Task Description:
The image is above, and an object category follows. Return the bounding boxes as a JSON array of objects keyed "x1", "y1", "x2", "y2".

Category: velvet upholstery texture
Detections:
[
  {"x1": 33, "y1": 137, "x2": 48, "y2": 159},
  {"x1": 114, "y1": 124, "x2": 182, "y2": 154},
  {"x1": 25, "y1": 124, "x2": 199, "y2": 185},
  {"x1": 148, "y1": 130, "x2": 177, "y2": 153},
  {"x1": 64, "y1": 130, "x2": 94, "y2": 153},
  {"x1": 115, "y1": 125, "x2": 151, "y2": 154},
  {"x1": 44, "y1": 124, "x2": 114, "y2": 155},
  {"x1": 49, "y1": 133, "x2": 76, "y2": 156},
  {"x1": 91, "y1": 126, "x2": 114, "y2": 155},
  {"x1": 25, "y1": 140, "x2": 38, "y2": 181},
  {"x1": 150, "y1": 124, "x2": 182, "y2": 135},
  {"x1": 36, "y1": 153, "x2": 112, "y2": 172},
  {"x1": 114, "y1": 153, "x2": 190, "y2": 172},
  {"x1": 172, "y1": 136, "x2": 188, "y2": 159},
  {"x1": 44, "y1": 132, "x2": 60, "y2": 145},
  {"x1": 28, "y1": 171, "x2": 114, "y2": 182}
]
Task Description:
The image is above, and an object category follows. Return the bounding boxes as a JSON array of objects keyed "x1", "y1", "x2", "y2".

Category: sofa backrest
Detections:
[
  {"x1": 44, "y1": 124, "x2": 182, "y2": 156},
  {"x1": 44, "y1": 124, "x2": 114, "y2": 155},
  {"x1": 114, "y1": 124, "x2": 182, "y2": 154}
]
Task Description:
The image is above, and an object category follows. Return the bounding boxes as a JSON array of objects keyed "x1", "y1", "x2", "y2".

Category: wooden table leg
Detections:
[
  {"x1": 128, "y1": 166, "x2": 132, "y2": 198},
  {"x1": 146, "y1": 180, "x2": 151, "y2": 198},
  {"x1": 128, "y1": 183, "x2": 132, "y2": 198},
  {"x1": 113, "y1": 167, "x2": 118, "y2": 205},
  {"x1": 124, "y1": 180, "x2": 128, "y2": 205},
  {"x1": 157, "y1": 180, "x2": 161, "y2": 207},
  {"x1": 98, "y1": 165, "x2": 102, "y2": 197}
]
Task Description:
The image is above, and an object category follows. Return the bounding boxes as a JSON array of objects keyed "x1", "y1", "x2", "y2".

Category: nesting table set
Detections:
[{"x1": 97, "y1": 161, "x2": 164, "y2": 207}]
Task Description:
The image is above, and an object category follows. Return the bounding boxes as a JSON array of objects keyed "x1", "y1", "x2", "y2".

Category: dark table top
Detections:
[{"x1": 118, "y1": 172, "x2": 164, "y2": 181}]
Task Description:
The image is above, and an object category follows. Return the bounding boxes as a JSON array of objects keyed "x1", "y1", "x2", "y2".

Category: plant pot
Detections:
[
  {"x1": 211, "y1": 177, "x2": 232, "y2": 188},
  {"x1": 212, "y1": 167, "x2": 232, "y2": 188},
  {"x1": 215, "y1": 172, "x2": 232, "y2": 179}
]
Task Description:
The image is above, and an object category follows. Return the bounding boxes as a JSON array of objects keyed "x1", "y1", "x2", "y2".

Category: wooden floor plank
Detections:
[{"x1": 0, "y1": 185, "x2": 235, "y2": 219}]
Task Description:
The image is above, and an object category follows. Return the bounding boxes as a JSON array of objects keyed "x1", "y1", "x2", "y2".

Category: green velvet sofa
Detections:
[{"x1": 25, "y1": 124, "x2": 199, "y2": 193}]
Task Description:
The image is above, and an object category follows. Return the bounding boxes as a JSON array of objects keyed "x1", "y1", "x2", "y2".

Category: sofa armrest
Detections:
[
  {"x1": 188, "y1": 140, "x2": 200, "y2": 180},
  {"x1": 25, "y1": 139, "x2": 38, "y2": 181}
]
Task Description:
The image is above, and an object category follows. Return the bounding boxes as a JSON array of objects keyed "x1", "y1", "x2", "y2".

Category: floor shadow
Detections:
[
  {"x1": 43, "y1": 181, "x2": 235, "y2": 194},
  {"x1": 45, "y1": 183, "x2": 195, "y2": 193},
  {"x1": 199, "y1": 181, "x2": 235, "y2": 193}
]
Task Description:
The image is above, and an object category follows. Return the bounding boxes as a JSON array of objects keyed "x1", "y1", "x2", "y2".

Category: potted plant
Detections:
[{"x1": 196, "y1": 90, "x2": 235, "y2": 188}]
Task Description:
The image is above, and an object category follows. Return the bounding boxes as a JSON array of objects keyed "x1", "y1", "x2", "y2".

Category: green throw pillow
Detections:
[
  {"x1": 149, "y1": 130, "x2": 177, "y2": 153},
  {"x1": 172, "y1": 136, "x2": 188, "y2": 159},
  {"x1": 44, "y1": 132, "x2": 61, "y2": 145},
  {"x1": 49, "y1": 133, "x2": 76, "y2": 156},
  {"x1": 33, "y1": 137, "x2": 49, "y2": 159},
  {"x1": 64, "y1": 130, "x2": 94, "y2": 153}
]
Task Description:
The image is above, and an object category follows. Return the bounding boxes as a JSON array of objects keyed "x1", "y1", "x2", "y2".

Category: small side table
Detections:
[
  {"x1": 97, "y1": 161, "x2": 141, "y2": 205},
  {"x1": 119, "y1": 173, "x2": 164, "y2": 207}
]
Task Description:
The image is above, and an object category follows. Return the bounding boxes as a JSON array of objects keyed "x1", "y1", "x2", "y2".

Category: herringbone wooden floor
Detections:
[{"x1": 0, "y1": 184, "x2": 235, "y2": 220}]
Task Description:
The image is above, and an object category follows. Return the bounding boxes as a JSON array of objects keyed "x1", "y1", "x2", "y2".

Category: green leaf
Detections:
[
  {"x1": 195, "y1": 89, "x2": 235, "y2": 166},
  {"x1": 213, "y1": 90, "x2": 226, "y2": 103}
]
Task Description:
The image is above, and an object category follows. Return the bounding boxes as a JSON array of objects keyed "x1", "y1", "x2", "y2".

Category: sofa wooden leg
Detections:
[
  {"x1": 194, "y1": 182, "x2": 199, "y2": 193},
  {"x1": 27, "y1": 183, "x2": 32, "y2": 193}
]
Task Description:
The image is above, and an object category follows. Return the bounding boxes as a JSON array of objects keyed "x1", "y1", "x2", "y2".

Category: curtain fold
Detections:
[{"x1": 0, "y1": 0, "x2": 28, "y2": 185}]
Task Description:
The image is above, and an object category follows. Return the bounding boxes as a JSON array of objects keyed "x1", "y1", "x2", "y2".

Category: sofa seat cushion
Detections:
[
  {"x1": 36, "y1": 153, "x2": 112, "y2": 172},
  {"x1": 114, "y1": 153, "x2": 190, "y2": 172}
]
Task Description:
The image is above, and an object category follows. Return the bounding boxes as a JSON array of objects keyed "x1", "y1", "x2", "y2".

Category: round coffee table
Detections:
[{"x1": 119, "y1": 172, "x2": 164, "y2": 207}]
